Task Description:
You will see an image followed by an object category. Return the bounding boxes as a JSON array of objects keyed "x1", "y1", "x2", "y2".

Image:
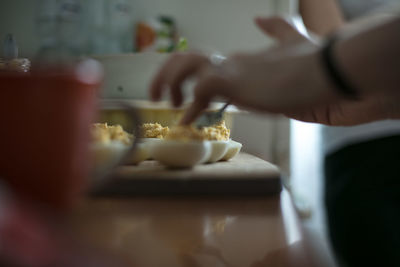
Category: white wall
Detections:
[
  {"x1": 129, "y1": 0, "x2": 276, "y2": 54},
  {"x1": 0, "y1": 0, "x2": 282, "y2": 57},
  {"x1": 0, "y1": 0, "x2": 39, "y2": 58},
  {"x1": 276, "y1": 0, "x2": 298, "y2": 16}
]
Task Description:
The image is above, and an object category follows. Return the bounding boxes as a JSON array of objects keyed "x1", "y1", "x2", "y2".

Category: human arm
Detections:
[
  {"x1": 335, "y1": 17, "x2": 400, "y2": 112},
  {"x1": 149, "y1": 16, "x2": 400, "y2": 125}
]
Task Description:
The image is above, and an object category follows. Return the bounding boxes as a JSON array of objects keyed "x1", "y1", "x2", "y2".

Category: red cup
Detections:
[{"x1": 0, "y1": 61, "x2": 102, "y2": 209}]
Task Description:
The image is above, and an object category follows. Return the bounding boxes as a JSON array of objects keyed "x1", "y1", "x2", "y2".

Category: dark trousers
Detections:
[{"x1": 324, "y1": 135, "x2": 400, "y2": 267}]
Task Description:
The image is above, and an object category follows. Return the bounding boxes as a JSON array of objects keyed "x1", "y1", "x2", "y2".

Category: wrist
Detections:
[
  {"x1": 278, "y1": 42, "x2": 341, "y2": 107},
  {"x1": 320, "y1": 36, "x2": 361, "y2": 100},
  {"x1": 305, "y1": 46, "x2": 341, "y2": 103}
]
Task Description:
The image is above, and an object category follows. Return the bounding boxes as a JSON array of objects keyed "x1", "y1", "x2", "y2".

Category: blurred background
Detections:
[
  {"x1": 0, "y1": 0, "x2": 341, "y2": 265},
  {"x1": 3, "y1": 1, "x2": 400, "y2": 266},
  {"x1": 0, "y1": 0, "x2": 296, "y2": 56},
  {"x1": 0, "y1": 0, "x2": 295, "y2": 173}
]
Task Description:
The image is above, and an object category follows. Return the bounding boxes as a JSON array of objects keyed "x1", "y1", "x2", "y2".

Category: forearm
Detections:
[
  {"x1": 335, "y1": 16, "x2": 400, "y2": 97},
  {"x1": 299, "y1": 0, "x2": 345, "y2": 35}
]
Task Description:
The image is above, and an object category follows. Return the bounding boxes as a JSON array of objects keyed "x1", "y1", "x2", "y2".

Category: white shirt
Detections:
[
  {"x1": 338, "y1": 0, "x2": 400, "y2": 19},
  {"x1": 323, "y1": 120, "x2": 400, "y2": 154}
]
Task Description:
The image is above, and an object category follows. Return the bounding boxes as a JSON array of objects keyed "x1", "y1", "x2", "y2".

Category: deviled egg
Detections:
[
  {"x1": 200, "y1": 121, "x2": 230, "y2": 141},
  {"x1": 139, "y1": 137, "x2": 162, "y2": 160},
  {"x1": 139, "y1": 122, "x2": 170, "y2": 160},
  {"x1": 199, "y1": 121, "x2": 231, "y2": 163},
  {"x1": 152, "y1": 140, "x2": 211, "y2": 168},
  {"x1": 129, "y1": 142, "x2": 150, "y2": 165},
  {"x1": 140, "y1": 122, "x2": 169, "y2": 138},
  {"x1": 91, "y1": 140, "x2": 129, "y2": 171},
  {"x1": 151, "y1": 125, "x2": 211, "y2": 168},
  {"x1": 207, "y1": 141, "x2": 229, "y2": 163},
  {"x1": 90, "y1": 123, "x2": 135, "y2": 175}
]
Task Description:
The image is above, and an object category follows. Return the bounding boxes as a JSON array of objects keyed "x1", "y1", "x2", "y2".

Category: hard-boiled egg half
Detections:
[
  {"x1": 90, "y1": 123, "x2": 152, "y2": 166},
  {"x1": 222, "y1": 140, "x2": 242, "y2": 161},
  {"x1": 144, "y1": 121, "x2": 242, "y2": 167},
  {"x1": 139, "y1": 122, "x2": 170, "y2": 160},
  {"x1": 129, "y1": 142, "x2": 150, "y2": 165},
  {"x1": 139, "y1": 137, "x2": 161, "y2": 160},
  {"x1": 151, "y1": 125, "x2": 211, "y2": 168},
  {"x1": 90, "y1": 123, "x2": 135, "y2": 178},
  {"x1": 90, "y1": 140, "x2": 130, "y2": 172},
  {"x1": 199, "y1": 121, "x2": 232, "y2": 163},
  {"x1": 207, "y1": 141, "x2": 229, "y2": 163}
]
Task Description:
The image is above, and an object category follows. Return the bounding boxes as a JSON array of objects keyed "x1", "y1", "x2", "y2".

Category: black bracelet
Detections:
[{"x1": 321, "y1": 36, "x2": 360, "y2": 100}]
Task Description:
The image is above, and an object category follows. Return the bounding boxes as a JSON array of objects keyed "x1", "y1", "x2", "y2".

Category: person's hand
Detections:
[
  {"x1": 150, "y1": 17, "x2": 337, "y2": 124},
  {"x1": 150, "y1": 17, "x2": 398, "y2": 125}
]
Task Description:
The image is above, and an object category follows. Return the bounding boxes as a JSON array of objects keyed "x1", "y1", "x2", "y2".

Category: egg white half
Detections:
[
  {"x1": 221, "y1": 140, "x2": 242, "y2": 161},
  {"x1": 152, "y1": 140, "x2": 211, "y2": 168},
  {"x1": 206, "y1": 141, "x2": 229, "y2": 163}
]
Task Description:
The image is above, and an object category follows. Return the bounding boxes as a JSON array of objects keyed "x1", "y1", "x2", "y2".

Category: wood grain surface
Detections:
[{"x1": 92, "y1": 153, "x2": 281, "y2": 196}]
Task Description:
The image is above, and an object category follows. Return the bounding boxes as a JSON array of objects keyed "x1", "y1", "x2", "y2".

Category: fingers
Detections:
[
  {"x1": 180, "y1": 73, "x2": 229, "y2": 125},
  {"x1": 150, "y1": 53, "x2": 209, "y2": 107},
  {"x1": 254, "y1": 16, "x2": 305, "y2": 43},
  {"x1": 150, "y1": 64, "x2": 167, "y2": 101},
  {"x1": 150, "y1": 52, "x2": 232, "y2": 125},
  {"x1": 180, "y1": 101, "x2": 210, "y2": 126}
]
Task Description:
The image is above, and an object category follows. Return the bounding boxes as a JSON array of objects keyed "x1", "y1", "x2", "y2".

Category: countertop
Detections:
[{"x1": 66, "y1": 190, "x2": 316, "y2": 267}]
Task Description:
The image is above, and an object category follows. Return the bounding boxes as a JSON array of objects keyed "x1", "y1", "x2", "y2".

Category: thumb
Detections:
[{"x1": 255, "y1": 16, "x2": 306, "y2": 43}]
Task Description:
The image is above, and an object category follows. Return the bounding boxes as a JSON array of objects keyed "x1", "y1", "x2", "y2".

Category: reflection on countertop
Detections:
[{"x1": 66, "y1": 190, "x2": 311, "y2": 267}]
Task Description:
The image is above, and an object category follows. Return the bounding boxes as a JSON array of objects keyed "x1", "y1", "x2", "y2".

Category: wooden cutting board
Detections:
[{"x1": 92, "y1": 153, "x2": 281, "y2": 196}]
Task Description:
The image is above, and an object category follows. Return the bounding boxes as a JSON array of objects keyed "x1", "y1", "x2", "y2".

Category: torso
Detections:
[{"x1": 323, "y1": 0, "x2": 400, "y2": 155}]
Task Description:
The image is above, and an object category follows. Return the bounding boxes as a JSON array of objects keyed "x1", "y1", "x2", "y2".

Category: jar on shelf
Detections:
[{"x1": 0, "y1": 34, "x2": 30, "y2": 73}]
